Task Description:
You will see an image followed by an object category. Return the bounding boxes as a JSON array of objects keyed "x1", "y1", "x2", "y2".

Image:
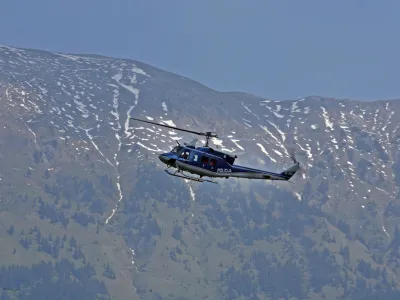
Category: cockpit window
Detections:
[
  {"x1": 171, "y1": 146, "x2": 181, "y2": 153},
  {"x1": 179, "y1": 149, "x2": 191, "y2": 160}
]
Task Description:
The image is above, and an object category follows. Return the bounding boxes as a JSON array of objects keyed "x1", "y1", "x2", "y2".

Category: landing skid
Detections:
[{"x1": 165, "y1": 168, "x2": 218, "y2": 184}]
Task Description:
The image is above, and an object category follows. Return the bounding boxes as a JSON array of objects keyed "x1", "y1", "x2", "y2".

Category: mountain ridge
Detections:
[{"x1": 3, "y1": 42, "x2": 398, "y2": 104}]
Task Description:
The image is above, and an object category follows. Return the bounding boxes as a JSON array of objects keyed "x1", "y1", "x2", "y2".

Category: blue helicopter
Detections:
[{"x1": 130, "y1": 118, "x2": 303, "y2": 184}]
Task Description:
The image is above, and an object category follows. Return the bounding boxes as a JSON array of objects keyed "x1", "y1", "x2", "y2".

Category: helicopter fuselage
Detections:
[{"x1": 158, "y1": 145, "x2": 298, "y2": 181}]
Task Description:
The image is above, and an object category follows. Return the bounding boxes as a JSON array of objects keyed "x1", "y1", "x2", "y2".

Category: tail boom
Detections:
[
  {"x1": 229, "y1": 163, "x2": 300, "y2": 181},
  {"x1": 174, "y1": 160, "x2": 300, "y2": 181}
]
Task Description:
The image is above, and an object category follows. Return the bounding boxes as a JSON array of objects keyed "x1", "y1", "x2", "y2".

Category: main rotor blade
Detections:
[
  {"x1": 130, "y1": 117, "x2": 213, "y2": 137},
  {"x1": 216, "y1": 136, "x2": 257, "y2": 142}
]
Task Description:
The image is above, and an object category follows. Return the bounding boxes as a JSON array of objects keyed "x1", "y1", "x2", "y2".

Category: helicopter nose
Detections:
[{"x1": 158, "y1": 154, "x2": 169, "y2": 164}]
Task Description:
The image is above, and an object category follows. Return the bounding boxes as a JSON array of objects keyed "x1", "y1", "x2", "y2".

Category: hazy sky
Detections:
[{"x1": 1, "y1": 0, "x2": 399, "y2": 101}]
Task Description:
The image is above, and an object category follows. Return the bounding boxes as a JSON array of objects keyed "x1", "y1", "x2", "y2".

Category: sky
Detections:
[{"x1": 1, "y1": 0, "x2": 399, "y2": 101}]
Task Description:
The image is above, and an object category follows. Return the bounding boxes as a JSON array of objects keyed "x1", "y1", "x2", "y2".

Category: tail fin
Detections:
[{"x1": 280, "y1": 162, "x2": 300, "y2": 180}]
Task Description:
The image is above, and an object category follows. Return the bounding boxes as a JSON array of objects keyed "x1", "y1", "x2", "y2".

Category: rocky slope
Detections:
[{"x1": 1, "y1": 44, "x2": 400, "y2": 299}]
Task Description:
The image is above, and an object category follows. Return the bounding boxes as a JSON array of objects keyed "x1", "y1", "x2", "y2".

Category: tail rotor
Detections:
[{"x1": 287, "y1": 146, "x2": 307, "y2": 178}]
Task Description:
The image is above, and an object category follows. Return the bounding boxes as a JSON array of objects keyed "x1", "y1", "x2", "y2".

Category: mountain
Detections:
[{"x1": 1, "y1": 44, "x2": 400, "y2": 300}]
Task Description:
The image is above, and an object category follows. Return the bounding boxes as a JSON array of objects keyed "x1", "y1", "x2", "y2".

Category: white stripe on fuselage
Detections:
[{"x1": 175, "y1": 161, "x2": 287, "y2": 180}]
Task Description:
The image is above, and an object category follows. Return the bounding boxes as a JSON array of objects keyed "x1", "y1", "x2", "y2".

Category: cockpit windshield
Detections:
[{"x1": 170, "y1": 146, "x2": 182, "y2": 154}]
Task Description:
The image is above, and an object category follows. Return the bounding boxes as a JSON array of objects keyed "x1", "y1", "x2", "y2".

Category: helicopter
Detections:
[{"x1": 130, "y1": 117, "x2": 304, "y2": 184}]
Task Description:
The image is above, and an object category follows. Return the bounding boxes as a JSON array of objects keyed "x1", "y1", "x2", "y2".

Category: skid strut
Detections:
[{"x1": 165, "y1": 168, "x2": 218, "y2": 184}]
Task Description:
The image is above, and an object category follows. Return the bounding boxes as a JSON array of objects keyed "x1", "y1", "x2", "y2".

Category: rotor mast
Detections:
[{"x1": 204, "y1": 132, "x2": 217, "y2": 147}]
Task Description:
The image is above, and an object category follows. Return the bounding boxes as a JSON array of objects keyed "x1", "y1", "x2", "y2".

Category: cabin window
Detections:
[
  {"x1": 193, "y1": 154, "x2": 198, "y2": 162},
  {"x1": 201, "y1": 156, "x2": 208, "y2": 164},
  {"x1": 210, "y1": 158, "x2": 217, "y2": 167}
]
